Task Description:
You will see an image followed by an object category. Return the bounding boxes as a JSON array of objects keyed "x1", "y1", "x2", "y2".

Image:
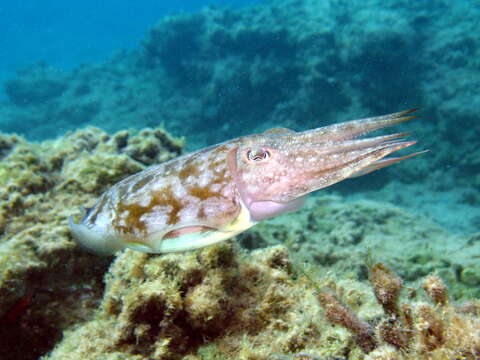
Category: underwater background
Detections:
[{"x1": 0, "y1": 0, "x2": 479, "y2": 359}]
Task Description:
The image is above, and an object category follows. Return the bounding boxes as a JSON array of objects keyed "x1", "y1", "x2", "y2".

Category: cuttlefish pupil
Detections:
[{"x1": 69, "y1": 109, "x2": 423, "y2": 255}]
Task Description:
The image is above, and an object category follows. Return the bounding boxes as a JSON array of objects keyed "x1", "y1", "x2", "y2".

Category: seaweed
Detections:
[{"x1": 316, "y1": 263, "x2": 480, "y2": 359}]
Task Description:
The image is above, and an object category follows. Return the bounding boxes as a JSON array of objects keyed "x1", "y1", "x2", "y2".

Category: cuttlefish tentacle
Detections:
[
  {"x1": 348, "y1": 149, "x2": 428, "y2": 178},
  {"x1": 70, "y1": 109, "x2": 424, "y2": 255},
  {"x1": 297, "y1": 108, "x2": 418, "y2": 143}
]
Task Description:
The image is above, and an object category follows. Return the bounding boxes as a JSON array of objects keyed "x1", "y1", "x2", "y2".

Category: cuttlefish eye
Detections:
[{"x1": 246, "y1": 148, "x2": 271, "y2": 162}]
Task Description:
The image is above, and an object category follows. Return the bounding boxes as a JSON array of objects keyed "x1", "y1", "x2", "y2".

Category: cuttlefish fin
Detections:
[{"x1": 263, "y1": 127, "x2": 297, "y2": 136}]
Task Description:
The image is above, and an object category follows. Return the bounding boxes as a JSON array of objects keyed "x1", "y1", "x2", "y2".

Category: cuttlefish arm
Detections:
[
  {"x1": 229, "y1": 109, "x2": 424, "y2": 206},
  {"x1": 300, "y1": 108, "x2": 419, "y2": 142},
  {"x1": 348, "y1": 149, "x2": 428, "y2": 178},
  {"x1": 295, "y1": 108, "x2": 425, "y2": 179}
]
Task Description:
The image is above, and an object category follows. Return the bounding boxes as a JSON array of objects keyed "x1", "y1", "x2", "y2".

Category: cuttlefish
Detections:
[{"x1": 70, "y1": 109, "x2": 423, "y2": 255}]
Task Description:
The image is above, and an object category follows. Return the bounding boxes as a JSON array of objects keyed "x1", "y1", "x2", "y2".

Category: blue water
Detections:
[{"x1": 0, "y1": 0, "x2": 256, "y2": 96}]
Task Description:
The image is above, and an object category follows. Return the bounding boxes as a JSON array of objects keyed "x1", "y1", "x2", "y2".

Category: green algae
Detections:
[
  {"x1": 460, "y1": 267, "x2": 480, "y2": 286},
  {"x1": 0, "y1": 124, "x2": 478, "y2": 360},
  {"x1": 238, "y1": 196, "x2": 480, "y2": 300},
  {"x1": 42, "y1": 242, "x2": 480, "y2": 360}
]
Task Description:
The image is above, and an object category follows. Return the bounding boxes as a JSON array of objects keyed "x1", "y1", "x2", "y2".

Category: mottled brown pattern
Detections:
[
  {"x1": 189, "y1": 186, "x2": 221, "y2": 201},
  {"x1": 198, "y1": 205, "x2": 206, "y2": 219},
  {"x1": 113, "y1": 185, "x2": 183, "y2": 234},
  {"x1": 158, "y1": 187, "x2": 183, "y2": 225},
  {"x1": 114, "y1": 201, "x2": 149, "y2": 234},
  {"x1": 208, "y1": 157, "x2": 224, "y2": 171},
  {"x1": 207, "y1": 144, "x2": 229, "y2": 162},
  {"x1": 188, "y1": 161, "x2": 229, "y2": 199},
  {"x1": 106, "y1": 141, "x2": 239, "y2": 238},
  {"x1": 178, "y1": 160, "x2": 200, "y2": 180}
]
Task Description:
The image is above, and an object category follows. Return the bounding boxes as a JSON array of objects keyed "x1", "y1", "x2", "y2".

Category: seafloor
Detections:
[
  {"x1": 0, "y1": 125, "x2": 479, "y2": 360},
  {"x1": 0, "y1": 0, "x2": 479, "y2": 359}
]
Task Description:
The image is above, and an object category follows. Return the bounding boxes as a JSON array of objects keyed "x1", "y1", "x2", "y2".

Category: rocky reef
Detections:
[
  {"x1": 43, "y1": 243, "x2": 480, "y2": 360},
  {"x1": 0, "y1": 1, "x2": 479, "y2": 355},
  {"x1": 241, "y1": 199, "x2": 480, "y2": 301},
  {"x1": 0, "y1": 125, "x2": 478, "y2": 360},
  {"x1": 0, "y1": 126, "x2": 183, "y2": 360}
]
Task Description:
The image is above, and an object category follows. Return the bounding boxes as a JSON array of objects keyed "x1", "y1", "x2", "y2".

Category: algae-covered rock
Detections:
[
  {"x1": 0, "y1": 124, "x2": 478, "y2": 360},
  {"x1": 43, "y1": 243, "x2": 480, "y2": 360},
  {"x1": 0, "y1": 126, "x2": 183, "y2": 360},
  {"x1": 42, "y1": 243, "x2": 350, "y2": 359},
  {"x1": 4, "y1": 62, "x2": 68, "y2": 107},
  {"x1": 238, "y1": 195, "x2": 480, "y2": 300}
]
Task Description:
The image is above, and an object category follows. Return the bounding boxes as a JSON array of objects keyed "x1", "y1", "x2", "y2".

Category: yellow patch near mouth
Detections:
[{"x1": 220, "y1": 198, "x2": 256, "y2": 233}]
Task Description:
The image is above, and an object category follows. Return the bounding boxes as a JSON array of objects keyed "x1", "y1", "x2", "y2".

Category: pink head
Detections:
[{"x1": 227, "y1": 109, "x2": 423, "y2": 221}]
